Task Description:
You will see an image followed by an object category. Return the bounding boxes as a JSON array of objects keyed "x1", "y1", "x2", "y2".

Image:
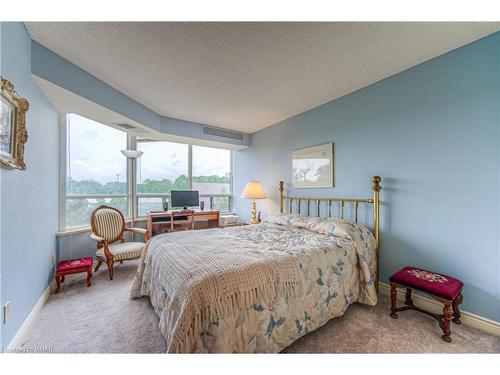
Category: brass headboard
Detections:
[{"x1": 279, "y1": 176, "x2": 382, "y2": 291}]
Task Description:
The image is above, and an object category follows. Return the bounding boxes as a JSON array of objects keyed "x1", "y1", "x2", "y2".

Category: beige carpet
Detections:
[{"x1": 16, "y1": 260, "x2": 500, "y2": 353}]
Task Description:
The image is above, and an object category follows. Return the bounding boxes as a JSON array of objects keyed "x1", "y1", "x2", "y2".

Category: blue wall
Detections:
[
  {"x1": 233, "y1": 32, "x2": 500, "y2": 322},
  {"x1": 0, "y1": 22, "x2": 59, "y2": 349}
]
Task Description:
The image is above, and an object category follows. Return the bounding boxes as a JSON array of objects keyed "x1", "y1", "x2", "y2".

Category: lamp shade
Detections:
[
  {"x1": 241, "y1": 181, "x2": 266, "y2": 199},
  {"x1": 121, "y1": 149, "x2": 143, "y2": 159}
]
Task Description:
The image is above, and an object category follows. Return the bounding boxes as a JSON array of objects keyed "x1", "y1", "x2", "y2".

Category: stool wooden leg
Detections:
[
  {"x1": 404, "y1": 288, "x2": 413, "y2": 306},
  {"x1": 86, "y1": 270, "x2": 92, "y2": 287},
  {"x1": 61, "y1": 276, "x2": 65, "y2": 283},
  {"x1": 442, "y1": 301, "x2": 452, "y2": 342},
  {"x1": 55, "y1": 276, "x2": 61, "y2": 294},
  {"x1": 452, "y1": 293, "x2": 463, "y2": 324},
  {"x1": 390, "y1": 283, "x2": 398, "y2": 319}
]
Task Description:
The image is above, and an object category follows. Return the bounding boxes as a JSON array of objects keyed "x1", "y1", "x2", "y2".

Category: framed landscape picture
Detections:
[
  {"x1": 292, "y1": 142, "x2": 334, "y2": 188},
  {"x1": 1, "y1": 76, "x2": 29, "y2": 170}
]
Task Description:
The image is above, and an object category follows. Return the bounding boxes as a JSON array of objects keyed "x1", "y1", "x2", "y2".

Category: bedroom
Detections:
[{"x1": 0, "y1": 1, "x2": 499, "y2": 373}]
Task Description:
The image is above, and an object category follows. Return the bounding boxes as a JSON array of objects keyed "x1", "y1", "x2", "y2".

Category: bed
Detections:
[{"x1": 130, "y1": 176, "x2": 382, "y2": 353}]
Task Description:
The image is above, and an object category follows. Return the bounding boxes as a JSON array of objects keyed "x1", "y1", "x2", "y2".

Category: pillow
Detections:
[
  {"x1": 306, "y1": 217, "x2": 341, "y2": 235},
  {"x1": 264, "y1": 214, "x2": 375, "y2": 247},
  {"x1": 295, "y1": 216, "x2": 362, "y2": 239},
  {"x1": 307, "y1": 217, "x2": 375, "y2": 248},
  {"x1": 289, "y1": 215, "x2": 320, "y2": 230},
  {"x1": 262, "y1": 213, "x2": 302, "y2": 225}
]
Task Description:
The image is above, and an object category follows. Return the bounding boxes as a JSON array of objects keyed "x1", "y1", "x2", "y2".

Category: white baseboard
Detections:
[
  {"x1": 379, "y1": 282, "x2": 500, "y2": 337},
  {"x1": 5, "y1": 286, "x2": 51, "y2": 351}
]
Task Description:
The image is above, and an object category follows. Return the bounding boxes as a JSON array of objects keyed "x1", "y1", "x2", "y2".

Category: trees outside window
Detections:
[
  {"x1": 136, "y1": 141, "x2": 189, "y2": 215},
  {"x1": 192, "y1": 145, "x2": 231, "y2": 194},
  {"x1": 136, "y1": 142, "x2": 232, "y2": 215}
]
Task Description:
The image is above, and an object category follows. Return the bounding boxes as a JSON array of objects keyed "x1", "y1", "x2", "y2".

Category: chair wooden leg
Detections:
[
  {"x1": 86, "y1": 270, "x2": 92, "y2": 287},
  {"x1": 55, "y1": 275, "x2": 61, "y2": 294},
  {"x1": 106, "y1": 259, "x2": 114, "y2": 280},
  {"x1": 94, "y1": 260, "x2": 103, "y2": 272},
  {"x1": 390, "y1": 283, "x2": 398, "y2": 319},
  {"x1": 441, "y1": 301, "x2": 452, "y2": 342},
  {"x1": 452, "y1": 293, "x2": 463, "y2": 324}
]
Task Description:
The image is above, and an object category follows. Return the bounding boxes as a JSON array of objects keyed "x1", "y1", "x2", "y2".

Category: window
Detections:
[
  {"x1": 192, "y1": 145, "x2": 231, "y2": 194},
  {"x1": 61, "y1": 115, "x2": 233, "y2": 230},
  {"x1": 136, "y1": 141, "x2": 189, "y2": 216},
  {"x1": 135, "y1": 142, "x2": 232, "y2": 216},
  {"x1": 64, "y1": 113, "x2": 128, "y2": 228},
  {"x1": 192, "y1": 145, "x2": 231, "y2": 212}
]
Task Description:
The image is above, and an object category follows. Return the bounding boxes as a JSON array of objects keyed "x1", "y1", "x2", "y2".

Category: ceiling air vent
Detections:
[
  {"x1": 202, "y1": 125, "x2": 244, "y2": 141},
  {"x1": 114, "y1": 123, "x2": 136, "y2": 130}
]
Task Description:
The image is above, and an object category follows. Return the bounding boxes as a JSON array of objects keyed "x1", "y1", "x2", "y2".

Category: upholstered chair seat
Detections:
[
  {"x1": 90, "y1": 205, "x2": 148, "y2": 280},
  {"x1": 95, "y1": 242, "x2": 145, "y2": 262}
]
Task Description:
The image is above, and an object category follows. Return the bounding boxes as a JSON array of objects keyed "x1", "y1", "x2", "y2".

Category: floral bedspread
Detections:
[{"x1": 130, "y1": 218, "x2": 377, "y2": 353}]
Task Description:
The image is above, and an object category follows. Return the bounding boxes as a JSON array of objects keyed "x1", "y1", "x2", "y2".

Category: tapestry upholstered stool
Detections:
[
  {"x1": 55, "y1": 257, "x2": 93, "y2": 294},
  {"x1": 389, "y1": 266, "x2": 464, "y2": 343}
]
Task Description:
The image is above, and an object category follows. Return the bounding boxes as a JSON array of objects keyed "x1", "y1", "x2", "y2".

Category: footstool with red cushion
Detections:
[
  {"x1": 55, "y1": 257, "x2": 93, "y2": 293},
  {"x1": 389, "y1": 266, "x2": 464, "y2": 342}
]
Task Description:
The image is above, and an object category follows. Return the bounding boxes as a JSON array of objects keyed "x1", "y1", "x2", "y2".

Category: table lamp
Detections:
[{"x1": 241, "y1": 181, "x2": 266, "y2": 224}]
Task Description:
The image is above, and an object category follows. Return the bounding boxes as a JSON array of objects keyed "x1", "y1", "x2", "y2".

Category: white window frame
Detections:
[{"x1": 59, "y1": 114, "x2": 233, "y2": 231}]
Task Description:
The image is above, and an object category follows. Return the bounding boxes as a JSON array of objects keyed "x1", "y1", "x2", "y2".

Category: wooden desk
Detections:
[{"x1": 146, "y1": 210, "x2": 220, "y2": 240}]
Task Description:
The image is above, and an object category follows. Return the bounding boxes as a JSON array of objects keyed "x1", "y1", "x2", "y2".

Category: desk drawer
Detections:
[{"x1": 194, "y1": 213, "x2": 219, "y2": 221}]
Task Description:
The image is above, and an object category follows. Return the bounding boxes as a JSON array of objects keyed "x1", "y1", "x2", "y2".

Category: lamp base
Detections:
[{"x1": 250, "y1": 201, "x2": 258, "y2": 224}]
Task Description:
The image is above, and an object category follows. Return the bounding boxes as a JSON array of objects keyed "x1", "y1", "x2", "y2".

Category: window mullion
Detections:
[
  {"x1": 230, "y1": 150, "x2": 233, "y2": 212},
  {"x1": 188, "y1": 144, "x2": 193, "y2": 190},
  {"x1": 128, "y1": 134, "x2": 137, "y2": 221},
  {"x1": 59, "y1": 114, "x2": 68, "y2": 231}
]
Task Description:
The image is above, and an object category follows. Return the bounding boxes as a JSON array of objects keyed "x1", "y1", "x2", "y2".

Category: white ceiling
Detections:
[{"x1": 26, "y1": 22, "x2": 499, "y2": 133}]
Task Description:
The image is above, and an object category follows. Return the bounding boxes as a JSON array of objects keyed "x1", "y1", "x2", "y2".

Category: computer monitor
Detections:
[{"x1": 170, "y1": 190, "x2": 199, "y2": 210}]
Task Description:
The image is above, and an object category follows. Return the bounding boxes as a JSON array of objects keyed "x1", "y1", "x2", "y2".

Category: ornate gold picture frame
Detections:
[{"x1": 0, "y1": 76, "x2": 29, "y2": 170}]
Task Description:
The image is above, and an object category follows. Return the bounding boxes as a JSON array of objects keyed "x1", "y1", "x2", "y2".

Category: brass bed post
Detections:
[
  {"x1": 371, "y1": 176, "x2": 382, "y2": 293},
  {"x1": 371, "y1": 176, "x2": 381, "y2": 246},
  {"x1": 279, "y1": 181, "x2": 284, "y2": 214}
]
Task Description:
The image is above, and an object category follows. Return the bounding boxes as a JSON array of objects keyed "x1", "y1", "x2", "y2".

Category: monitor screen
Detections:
[{"x1": 170, "y1": 190, "x2": 199, "y2": 208}]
